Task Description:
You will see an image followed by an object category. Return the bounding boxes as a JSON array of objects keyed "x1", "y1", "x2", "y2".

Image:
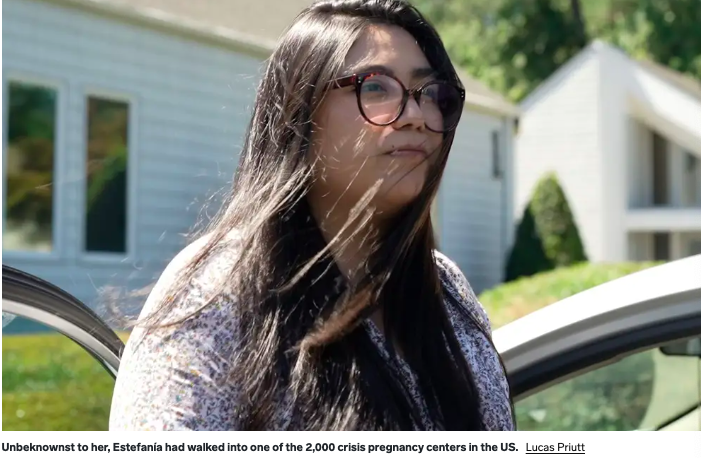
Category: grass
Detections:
[
  {"x1": 3, "y1": 261, "x2": 663, "y2": 431},
  {"x1": 478, "y1": 261, "x2": 663, "y2": 329},
  {"x1": 2, "y1": 330, "x2": 131, "y2": 431}
]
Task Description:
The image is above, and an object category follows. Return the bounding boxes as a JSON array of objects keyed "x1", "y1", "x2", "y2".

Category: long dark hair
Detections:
[{"x1": 140, "y1": 0, "x2": 503, "y2": 430}]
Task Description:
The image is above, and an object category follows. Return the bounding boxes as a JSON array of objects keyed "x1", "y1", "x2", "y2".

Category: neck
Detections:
[
  {"x1": 310, "y1": 201, "x2": 390, "y2": 335},
  {"x1": 307, "y1": 195, "x2": 384, "y2": 286}
]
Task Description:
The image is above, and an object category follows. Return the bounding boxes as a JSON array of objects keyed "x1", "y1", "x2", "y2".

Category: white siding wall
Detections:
[
  {"x1": 3, "y1": 0, "x2": 261, "y2": 311},
  {"x1": 599, "y1": 45, "x2": 629, "y2": 261},
  {"x1": 438, "y1": 110, "x2": 509, "y2": 294},
  {"x1": 515, "y1": 50, "x2": 606, "y2": 261}
]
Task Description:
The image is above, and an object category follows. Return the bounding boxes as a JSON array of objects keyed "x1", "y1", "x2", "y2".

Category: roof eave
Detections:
[
  {"x1": 52, "y1": 0, "x2": 520, "y2": 117},
  {"x1": 464, "y1": 93, "x2": 521, "y2": 118},
  {"x1": 51, "y1": 0, "x2": 277, "y2": 58}
]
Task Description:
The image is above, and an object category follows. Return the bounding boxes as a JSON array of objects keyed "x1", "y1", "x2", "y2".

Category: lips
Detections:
[
  {"x1": 387, "y1": 144, "x2": 429, "y2": 158},
  {"x1": 389, "y1": 149, "x2": 428, "y2": 158}
]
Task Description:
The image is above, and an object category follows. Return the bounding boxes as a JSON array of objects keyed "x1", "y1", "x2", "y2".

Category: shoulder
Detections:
[
  {"x1": 139, "y1": 230, "x2": 243, "y2": 325},
  {"x1": 433, "y1": 250, "x2": 492, "y2": 335},
  {"x1": 126, "y1": 229, "x2": 245, "y2": 371},
  {"x1": 111, "y1": 231, "x2": 245, "y2": 431},
  {"x1": 432, "y1": 250, "x2": 478, "y2": 303},
  {"x1": 159, "y1": 230, "x2": 242, "y2": 292}
]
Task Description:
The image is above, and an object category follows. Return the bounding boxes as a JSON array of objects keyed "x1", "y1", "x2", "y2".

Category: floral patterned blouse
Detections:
[{"x1": 109, "y1": 236, "x2": 514, "y2": 431}]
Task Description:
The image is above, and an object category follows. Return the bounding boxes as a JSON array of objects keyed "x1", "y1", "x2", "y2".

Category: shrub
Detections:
[
  {"x1": 505, "y1": 172, "x2": 587, "y2": 281},
  {"x1": 481, "y1": 261, "x2": 662, "y2": 329},
  {"x1": 531, "y1": 172, "x2": 587, "y2": 267},
  {"x1": 504, "y1": 204, "x2": 553, "y2": 281}
]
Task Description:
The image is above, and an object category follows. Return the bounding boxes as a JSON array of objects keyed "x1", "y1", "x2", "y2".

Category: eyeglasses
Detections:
[{"x1": 331, "y1": 72, "x2": 465, "y2": 133}]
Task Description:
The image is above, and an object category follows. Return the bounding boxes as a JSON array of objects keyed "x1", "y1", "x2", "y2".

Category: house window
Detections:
[
  {"x1": 653, "y1": 232, "x2": 670, "y2": 261},
  {"x1": 651, "y1": 132, "x2": 669, "y2": 206},
  {"x1": 85, "y1": 96, "x2": 129, "y2": 254},
  {"x1": 684, "y1": 152, "x2": 699, "y2": 207},
  {"x1": 492, "y1": 130, "x2": 502, "y2": 179},
  {"x1": 689, "y1": 240, "x2": 701, "y2": 256},
  {"x1": 3, "y1": 81, "x2": 57, "y2": 253}
]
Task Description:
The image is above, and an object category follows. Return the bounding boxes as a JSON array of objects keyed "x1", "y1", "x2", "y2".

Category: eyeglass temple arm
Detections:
[{"x1": 331, "y1": 74, "x2": 357, "y2": 89}]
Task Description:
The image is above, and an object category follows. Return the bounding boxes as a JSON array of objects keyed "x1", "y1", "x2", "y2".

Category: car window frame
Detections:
[
  {"x1": 509, "y1": 312, "x2": 701, "y2": 402},
  {"x1": 2, "y1": 264, "x2": 124, "y2": 378}
]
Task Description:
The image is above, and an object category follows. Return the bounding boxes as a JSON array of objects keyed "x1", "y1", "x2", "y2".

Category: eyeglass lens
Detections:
[{"x1": 358, "y1": 74, "x2": 462, "y2": 132}]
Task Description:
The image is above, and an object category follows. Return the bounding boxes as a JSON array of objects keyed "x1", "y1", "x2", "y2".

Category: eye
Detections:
[
  {"x1": 361, "y1": 81, "x2": 387, "y2": 93},
  {"x1": 422, "y1": 85, "x2": 440, "y2": 103}
]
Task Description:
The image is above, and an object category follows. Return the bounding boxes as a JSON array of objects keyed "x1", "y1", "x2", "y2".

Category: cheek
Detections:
[
  {"x1": 312, "y1": 99, "x2": 380, "y2": 169},
  {"x1": 428, "y1": 133, "x2": 444, "y2": 156}
]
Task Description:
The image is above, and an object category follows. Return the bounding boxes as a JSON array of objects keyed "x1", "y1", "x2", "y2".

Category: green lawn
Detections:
[{"x1": 2, "y1": 330, "x2": 130, "y2": 431}]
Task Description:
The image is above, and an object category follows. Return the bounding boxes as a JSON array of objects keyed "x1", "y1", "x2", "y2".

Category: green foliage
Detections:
[
  {"x1": 495, "y1": 0, "x2": 589, "y2": 102},
  {"x1": 7, "y1": 82, "x2": 56, "y2": 142},
  {"x1": 515, "y1": 350, "x2": 655, "y2": 430},
  {"x1": 505, "y1": 173, "x2": 586, "y2": 282},
  {"x1": 530, "y1": 173, "x2": 587, "y2": 267},
  {"x1": 504, "y1": 204, "x2": 554, "y2": 281},
  {"x1": 480, "y1": 260, "x2": 661, "y2": 329},
  {"x1": 5, "y1": 83, "x2": 56, "y2": 233},
  {"x1": 600, "y1": 0, "x2": 701, "y2": 77},
  {"x1": 414, "y1": 0, "x2": 589, "y2": 102},
  {"x1": 413, "y1": 0, "x2": 701, "y2": 103}
]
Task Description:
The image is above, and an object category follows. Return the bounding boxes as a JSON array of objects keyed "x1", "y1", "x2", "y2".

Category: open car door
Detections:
[
  {"x1": 2, "y1": 265, "x2": 125, "y2": 431},
  {"x1": 494, "y1": 255, "x2": 701, "y2": 431}
]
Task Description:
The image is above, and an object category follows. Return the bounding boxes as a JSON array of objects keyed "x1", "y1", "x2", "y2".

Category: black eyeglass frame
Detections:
[{"x1": 331, "y1": 71, "x2": 466, "y2": 133}]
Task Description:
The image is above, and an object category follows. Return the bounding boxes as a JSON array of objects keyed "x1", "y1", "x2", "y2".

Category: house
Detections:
[
  {"x1": 2, "y1": 0, "x2": 518, "y2": 312},
  {"x1": 437, "y1": 71, "x2": 519, "y2": 293},
  {"x1": 515, "y1": 40, "x2": 701, "y2": 264}
]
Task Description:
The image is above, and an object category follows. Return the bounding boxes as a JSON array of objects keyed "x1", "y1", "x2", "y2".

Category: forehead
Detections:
[{"x1": 342, "y1": 25, "x2": 432, "y2": 79}]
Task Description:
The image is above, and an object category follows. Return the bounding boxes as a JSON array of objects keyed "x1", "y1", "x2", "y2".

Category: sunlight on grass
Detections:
[{"x1": 2, "y1": 331, "x2": 131, "y2": 431}]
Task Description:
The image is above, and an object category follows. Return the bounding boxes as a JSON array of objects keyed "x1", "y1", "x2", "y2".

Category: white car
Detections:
[
  {"x1": 3, "y1": 255, "x2": 700, "y2": 431},
  {"x1": 494, "y1": 254, "x2": 701, "y2": 431}
]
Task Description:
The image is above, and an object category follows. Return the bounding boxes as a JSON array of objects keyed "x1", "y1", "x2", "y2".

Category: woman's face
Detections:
[{"x1": 309, "y1": 25, "x2": 444, "y2": 217}]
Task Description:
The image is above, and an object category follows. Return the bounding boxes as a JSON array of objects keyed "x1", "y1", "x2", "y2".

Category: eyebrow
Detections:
[{"x1": 348, "y1": 64, "x2": 438, "y2": 81}]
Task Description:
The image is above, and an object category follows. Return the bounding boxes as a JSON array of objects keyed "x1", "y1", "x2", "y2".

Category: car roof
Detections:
[{"x1": 492, "y1": 255, "x2": 701, "y2": 355}]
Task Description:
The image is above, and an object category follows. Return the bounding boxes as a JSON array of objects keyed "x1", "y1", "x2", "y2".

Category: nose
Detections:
[{"x1": 392, "y1": 95, "x2": 426, "y2": 131}]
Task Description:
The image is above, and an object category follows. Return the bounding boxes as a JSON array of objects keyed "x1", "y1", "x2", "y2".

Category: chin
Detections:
[{"x1": 379, "y1": 175, "x2": 426, "y2": 210}]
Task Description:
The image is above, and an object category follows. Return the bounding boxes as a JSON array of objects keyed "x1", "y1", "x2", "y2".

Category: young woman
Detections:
[{"x1": 110, "y1": 0, "x2": 514, "y2": 431}]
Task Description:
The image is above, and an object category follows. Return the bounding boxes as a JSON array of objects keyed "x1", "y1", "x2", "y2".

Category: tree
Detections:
[
  {"x1": 414, "y1": 0, "x2": 701, "y2": 104},
  {"x1": 600, "y1": 0, "x2": 701, "y2": 77},
  {"x1": 495, "y1": 0, "x2": 590, "y2": 101},
  {"x1": 414, "y1": 0, "x2": 592, "y2": 102},
  {"x1": 570, "y1": 0, "x2": 587, "y2": 45}
]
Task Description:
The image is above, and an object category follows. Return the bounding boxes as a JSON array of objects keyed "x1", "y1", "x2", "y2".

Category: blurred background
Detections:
[{"x1": 2, "y1": 0, "x2": 700, "y2": 431}]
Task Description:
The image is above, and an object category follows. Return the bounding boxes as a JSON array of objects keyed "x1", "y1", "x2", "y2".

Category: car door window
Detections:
[
  {"x1": 515, "y1": 337, "x2": 701, "y2": 431},
  {"x1": 2, "y1": 314, "x2": 117, "y2": 431}
]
